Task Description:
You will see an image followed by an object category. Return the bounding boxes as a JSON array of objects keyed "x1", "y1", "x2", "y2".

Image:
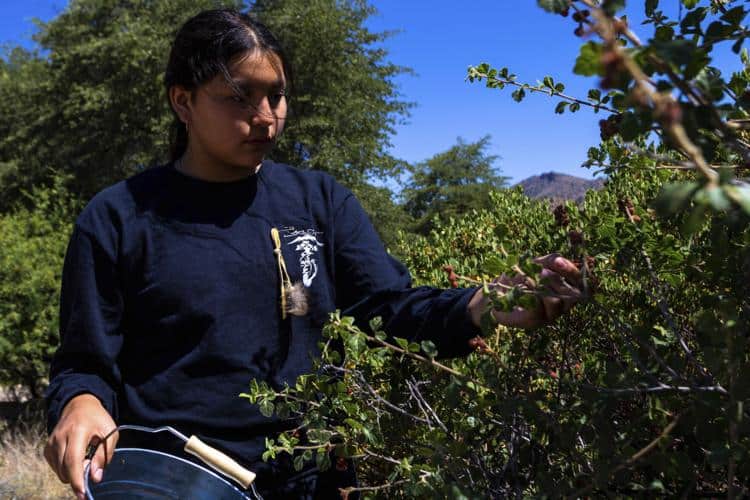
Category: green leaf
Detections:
[
  {"x1": 652, "y1": 39, "x2": 696, "y2": 67},
  {"x1": 259, "y1": 399, "x2": 275, "y2": 418},
  {"x1": 681, "y1": 204, "x2": 708, "y2": 235},
  {"x1": 537, "y1": 0, "x2": 570, "y2": 14},
  {"x1": 723, "y1": 184, "x2": 750, "y2": 215},
  {"x1": 369, "y1": 316, "x2": 383, "y2": 332},
  {"x1": 420, "y1": 340, "x2": 438, "y2": 358},
  {"x1": 652, "y1": 182, "x2": 700, "y2": 216},
  {"x1": 721, "y1": 6, "x2": 747, "y2": 27},
  {"x1": 293, "y1": 454, "x2": 306, "y2": 471},
  {"x1": 681, "y1": 0, "x2": 698, "y2": 8},
  {"x1": 483, "y1": 255, "x2": 505, "y2": 275},
  {"x1": 646, "y1": 0, "x2": 659, "y2": 17},
  {"x1": 569, "y1": 102, "x2": 581, "y2": 112},
  {"x1": 543, "y1": 75, "x2": 554, "y2": 88},
  {"x1": 574, "y1": 42, "x2": 604, "y2": 76},
  {"x1": 555, "y1": 101, "x2": 568, "y2": 114},
  {"x1": 395, "y1": 337, "x2": 409, "y2": 350},
  {"x1": 602, "y1": 0, "x2": 625, "y2": 16},
  {"x1": 316, "y1": 449, "x2": 332, "y2": 471},
  {"x1": 705, "y1": 186, "x2": 731, "y2": 211},
  {"x1": 512, "y1": 88, "x2": 526, "y2": 102}
]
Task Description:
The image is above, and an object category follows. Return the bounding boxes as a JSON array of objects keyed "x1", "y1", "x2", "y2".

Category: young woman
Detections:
[{"x1": 43, "y1": 8, "x2": 582, "y2": 500}]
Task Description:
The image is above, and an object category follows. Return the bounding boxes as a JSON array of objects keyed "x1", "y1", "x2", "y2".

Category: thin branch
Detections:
[
  {"x1": 339, "y1": 479, "x2": 410, "y2": 498},
  {"x1": 471, "y1": 72, "x2": 620, "y2": 114},
  {"x1": 321, "y1": 364, "x2": 432, "y2": 425},
  {"x1": 583, "y1": 383, "x2": 728, "y2": 396},
  {"x1": 407, "y1": 376, "x2": 448, "y2": 433},
  {"x1": 339, "y1": 322, "x2": 486, "y2": 387}
]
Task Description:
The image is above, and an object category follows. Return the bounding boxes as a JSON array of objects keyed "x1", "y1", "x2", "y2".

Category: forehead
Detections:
[{"x1": 219, "y1": 50, "x2": 286, "y2": 89}]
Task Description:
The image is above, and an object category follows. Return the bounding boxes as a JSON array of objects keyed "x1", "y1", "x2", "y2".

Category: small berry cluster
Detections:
[
  {"x1": 599, "y1": 50, "x2": 626, "y2": 90},
  {"x1": 558, "y1": 3, "x2": 570, "y2": 17},
  {"x1": 598, "y1": 114, "x2": 622, "y2": 140},
  {"x1": 442, "y1": 265, "x2": 459, "y2": 288},
  {"x1": 572, "y1": 9, "x2": 590, "y2": 37},
  {"x1": 568, "y1": 230, "x2": 584, "y2": 247},
  {"x1": 553, "y1": 204, "x2": 570, "y2": 227},
  {"x1": 468, "y1": 335, "x2": 490, "y2": 353}
]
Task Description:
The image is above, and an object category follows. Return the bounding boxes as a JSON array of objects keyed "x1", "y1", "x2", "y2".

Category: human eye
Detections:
[{"x1": 269, "y1": 90, "x2": 286, "y2": 107}]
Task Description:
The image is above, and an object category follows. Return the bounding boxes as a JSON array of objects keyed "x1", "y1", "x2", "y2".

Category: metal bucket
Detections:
[{"x1": 83, "y1": 426, "x2": 262, "y2": 499}]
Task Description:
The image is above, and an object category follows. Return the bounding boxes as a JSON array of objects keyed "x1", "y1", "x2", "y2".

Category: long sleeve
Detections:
[
  {"x1": 45, "y1": 225, "x2": 125, "y2": 432},
  {"x1": 334, "y1": 193, "x2": 479, "y2": 359}
]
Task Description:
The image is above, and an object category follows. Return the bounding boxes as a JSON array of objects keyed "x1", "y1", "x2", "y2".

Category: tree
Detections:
[{"x1": 402, "y1": 135, "x2": 508, "y2": 233}]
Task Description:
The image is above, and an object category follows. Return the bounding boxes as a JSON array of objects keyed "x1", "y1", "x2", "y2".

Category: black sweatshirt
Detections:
[{"x1": 45, "y1": 160, "x2": 478, "y2": 468}]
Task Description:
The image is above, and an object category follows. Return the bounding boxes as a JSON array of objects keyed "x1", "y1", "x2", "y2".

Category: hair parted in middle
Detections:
[{"x1": 164, "y1": 8, "x2": 293, "y2": 161}]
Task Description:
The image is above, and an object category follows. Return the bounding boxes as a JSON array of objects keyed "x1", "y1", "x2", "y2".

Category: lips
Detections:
[{"x1": 246, "y1": 137, "x2": 272, "y2": 144}]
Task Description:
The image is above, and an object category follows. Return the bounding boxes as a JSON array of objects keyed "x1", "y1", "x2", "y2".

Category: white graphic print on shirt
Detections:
[{"x1": 282, "y1": 227, "x2": 324, "y2": 287}]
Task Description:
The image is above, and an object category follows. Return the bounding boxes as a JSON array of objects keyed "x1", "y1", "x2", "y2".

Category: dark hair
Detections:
[{"x1": 164, "y1": 9, "x2": 292, "y2": 161}]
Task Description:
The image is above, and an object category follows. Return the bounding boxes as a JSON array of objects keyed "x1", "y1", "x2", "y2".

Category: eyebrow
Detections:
[{"x1": 231, "y1": 78, "x2": 286, "y2": 93}]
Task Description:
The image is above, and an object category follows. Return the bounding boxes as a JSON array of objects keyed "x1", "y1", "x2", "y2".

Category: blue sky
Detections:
[{"x1": 0, "y1": 1, "x2": 742, "y2": 183}]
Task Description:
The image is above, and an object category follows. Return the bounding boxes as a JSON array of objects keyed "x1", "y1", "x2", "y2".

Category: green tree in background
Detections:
[{"x1": 402, "y1": 135, "x2": 508, "y2": 234}]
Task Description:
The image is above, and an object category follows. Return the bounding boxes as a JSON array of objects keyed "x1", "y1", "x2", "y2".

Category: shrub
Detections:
[{"x1": 0, "y1": 179, "x2": 79, "y2": 399}]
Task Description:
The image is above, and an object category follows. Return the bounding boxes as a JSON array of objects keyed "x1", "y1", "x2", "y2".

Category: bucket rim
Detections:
[{"x1": 83, "y1": 447, "x2": 251, "y2": 500}]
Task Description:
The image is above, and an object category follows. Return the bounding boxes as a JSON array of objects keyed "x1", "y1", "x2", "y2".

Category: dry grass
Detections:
[{"x1": 0, "y1": 425, "x2": 71, "y2": 500}]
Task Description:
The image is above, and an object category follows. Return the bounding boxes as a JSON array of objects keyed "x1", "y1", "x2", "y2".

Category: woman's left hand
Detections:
[{"x1": 467, "y1": 253, "x2": 584, "y2": 330}]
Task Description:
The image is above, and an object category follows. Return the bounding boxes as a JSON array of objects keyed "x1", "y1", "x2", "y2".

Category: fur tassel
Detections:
[{"x1": 284, "y1": 281, "x2": 309, "y2": 317}]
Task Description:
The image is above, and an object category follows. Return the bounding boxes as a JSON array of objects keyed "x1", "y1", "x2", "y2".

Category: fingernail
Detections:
[
  {"x1": 94, "y1": 467, "x2": 103, "y2": 482},
  {"x1": 77, "y1": 492, "x2": 85, "y2": 500}
]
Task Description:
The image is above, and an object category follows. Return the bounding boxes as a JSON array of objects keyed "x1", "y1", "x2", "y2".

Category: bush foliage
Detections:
[{"x1": 0, "y1": 180, "x2": 79, "y2": 399}]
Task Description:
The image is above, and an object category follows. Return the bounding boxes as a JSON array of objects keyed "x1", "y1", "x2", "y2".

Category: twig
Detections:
[
  {"x1": 407, "y1": 376, "x2": 448, "y2": 433},
  {"x1": 583, "y1": 383, "x2": 728, "y2": 396},
  {"x1": 471, "y1": 72, "x2": 620, "y2": 114},
  {"x1": 339, "y1": 322, "x2": 486, "y2": 387},
  {"x1": 339, "y1": 479, "x2": 410, "y2": 497},
  {"x1": 321, "y1": 364, "x2": 432, "y2": 425}
]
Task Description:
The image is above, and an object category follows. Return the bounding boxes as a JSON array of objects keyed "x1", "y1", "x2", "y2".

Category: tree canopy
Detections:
[{"x1": 402, "y1": 135, "x2": 508, "y2": 233}]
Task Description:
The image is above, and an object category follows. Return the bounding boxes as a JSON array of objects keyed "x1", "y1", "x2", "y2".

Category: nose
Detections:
[{"x1": 251, "y1": 98, "x2": 275, "y2": 127}]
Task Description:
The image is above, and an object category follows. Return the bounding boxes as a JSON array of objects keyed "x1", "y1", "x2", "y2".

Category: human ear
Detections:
[{"x1": 168, "y1": 85, "x2": 194, "y2": 126}]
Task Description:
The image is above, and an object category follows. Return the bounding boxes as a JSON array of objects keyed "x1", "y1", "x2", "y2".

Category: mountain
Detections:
[{"x1": 515, "y1": 172, "x2": 605, "y2": 204}]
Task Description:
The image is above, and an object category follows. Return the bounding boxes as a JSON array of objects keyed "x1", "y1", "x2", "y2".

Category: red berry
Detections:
[
  {"x1": 468, "y1": 336, "x2": 488, "y2": 352},
  {"x1": 568, "y1": 230, "x2": 584, "y2": 246},
  {"x1": 553, "y1": 204, "x2": 570, "y2": 227}
]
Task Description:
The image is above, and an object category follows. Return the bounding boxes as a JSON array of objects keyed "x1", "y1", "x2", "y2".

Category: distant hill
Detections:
[{"x1": 515, "y1": 172, "x2": 605, "y2": 204}]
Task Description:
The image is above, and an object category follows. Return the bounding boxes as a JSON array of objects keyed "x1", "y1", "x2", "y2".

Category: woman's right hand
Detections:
[{"x1": 44, "y1": 393, "x2": 118, "y2": 500}]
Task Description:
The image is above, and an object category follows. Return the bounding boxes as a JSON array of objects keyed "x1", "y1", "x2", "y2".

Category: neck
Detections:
[{"x1": 175, "y1": 152, "x2": 262, "y2": 182}]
